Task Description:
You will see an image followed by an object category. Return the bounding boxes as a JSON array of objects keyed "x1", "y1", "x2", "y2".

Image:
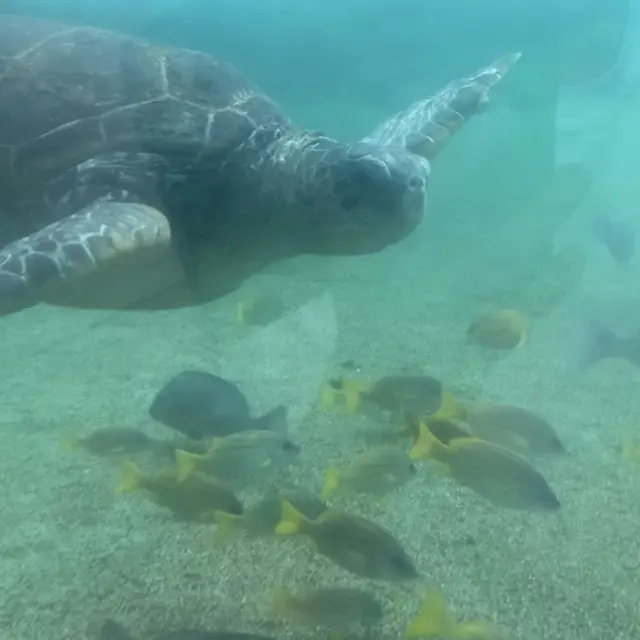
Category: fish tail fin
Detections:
[
  {"x1": 433, "y1": 390, "x2": 466, "y2": 421},
  {"x1": 320, "y1": 467, "x2": 340, "y2": 500},
  {"x1": 255, "y1": 404, "x2": 288, "y2": 435},
  {"x1": 213, "y1": 510, "x2": 244, "y2": 545},
  {"x1": 60, "y1": 431, "x2": 80, "y2": 452},
  {"x1": 175, "y1": 449, "x2": 199, "y2": 482},
  {"x1": 404, "y1": 590, "x2": 455, "y2": 638},
  {"x1": 275, "y1": 500, "x2": 310, "y2": 535},
  {"x1": 409, "y1": 422, "x2": 443, "y2": 460},
  {"x1": 117, "y1": 460, "x2": 143, "y2": 494},
  {"x1": 341, "y1": 378, "x2": 365, "y2": 412},
  {"x1": 320, "y1": 385, "x2": 338, "y2": 409}
]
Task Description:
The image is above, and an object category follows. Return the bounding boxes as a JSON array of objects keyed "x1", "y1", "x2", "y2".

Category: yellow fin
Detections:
[
  {"x1": 275, "y1": 500, "x2": 308, "y2": 535},
  {"x1": 433, "y1": 389, "x2": 466, "y2": 421},
  {"x1": 409, "y1": 423, "x2": 437, "y2": 460},
  {"x1": 321, "y1": 386, "x2": 337, "y2": 409},
  {"x1": 59, "y1": 431, "x2": 81, "y2": 453},
  {"x1": 405, "y1": 590, "x2": 455, "y2": 638},
  {"x1": 320, "y1": 467, "x2": 340, "y2": 500},
  {"x1": 341, "y1": 378, "x2": 363, "y2": 412},
  {"x1": 213, "y1": 510, "x2": 244, "y2": 545},
  {"x1": 117, "y1": 460, "x2": 143, "y2": 494},
  {"x1": 175, "y1": 449, "x2": 200, "y2": 482}
]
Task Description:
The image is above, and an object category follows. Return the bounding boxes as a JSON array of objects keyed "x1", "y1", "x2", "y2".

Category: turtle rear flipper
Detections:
[
  {"x1": 0, "y1": 200, "x2": 184, "y2": 314},
  {"x1": 362, "y1": 53, "x2": 521, "y2": 160}
]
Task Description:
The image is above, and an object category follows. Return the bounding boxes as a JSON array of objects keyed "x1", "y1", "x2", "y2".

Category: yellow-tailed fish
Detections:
[
  {"x1": 275, "y1": 501, "x2": 418, "y2": 581},
  {"x1": 175, "y1": 429, "x2": 300, "y2": 486},
  {"x1": 355, "y1": 374, "x2": 443, "y2": 415},
  {"x1": 405, "y1": 590, "x2": 504, "y2": 639},
  {"x1": 321, "y1": 446, "x2": 417, "y2": 500},
  {"x1": 410, "y1": 425, "x2": 560, "y2": 511},
  {"x1": 213, "y1": 490, "x2": 327, "y2": 544},
  {"x1": 324, "y1": 374, "x2": 466, "y2": 423},
  {"x1": 271, "y1": 586, "x2": 383, "y2": 630},
  {"x1": 117, "y1": 459, "x2": 243, "y2": 520},
  {"x1": 462, "y1": 402, "x2": 566, "y2": 455}
]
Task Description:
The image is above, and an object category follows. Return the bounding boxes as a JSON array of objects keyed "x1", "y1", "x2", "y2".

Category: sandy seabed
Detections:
[{"x1": 1, "y1": 205, "x2": 640, "y2": 640}]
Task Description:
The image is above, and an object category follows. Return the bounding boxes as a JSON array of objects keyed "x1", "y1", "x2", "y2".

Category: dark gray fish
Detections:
[
  {"x1": 581, "y1": 319, "x2": 640, "y2": 369},
  {"x1": 99, "y1": 619, "x2": 276, "y2": 640},
  {"x1": 149, "y1": 370, "x2": 287, "y2": 440},
  {"x1": 593, "y1": 214, "x2": 635, "y2": 264}
]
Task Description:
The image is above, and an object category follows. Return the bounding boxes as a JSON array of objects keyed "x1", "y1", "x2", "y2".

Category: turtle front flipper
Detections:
[
  {"x1": 0, "y1": 200, "x2": 185, "y2": 314},
  {"x1": 362, "y1": 53, "x2": 521, "y2": 160}
]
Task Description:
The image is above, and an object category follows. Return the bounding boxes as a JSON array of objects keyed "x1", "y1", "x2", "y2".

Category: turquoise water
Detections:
[{"x1": 0, "y1": 2, "x2": 638, "y2": 639}]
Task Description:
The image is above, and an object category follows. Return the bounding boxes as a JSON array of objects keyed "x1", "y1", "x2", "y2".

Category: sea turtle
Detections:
[{"x1": 0, "y1": 14, "x2": 519, "y2": 317}]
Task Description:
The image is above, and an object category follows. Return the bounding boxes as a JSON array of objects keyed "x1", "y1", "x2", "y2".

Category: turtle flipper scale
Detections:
[
  {"x1": 362, "y1": 53, "x2": 521, "y2": 160},
  {"x1": 0, "y1": 201, "x2": 183, "y2": 314}
]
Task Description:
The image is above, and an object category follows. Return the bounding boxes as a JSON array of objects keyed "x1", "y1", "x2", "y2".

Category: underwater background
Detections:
[{"x1": 1, "y1": 1, "x2": 640, "y2": 639}]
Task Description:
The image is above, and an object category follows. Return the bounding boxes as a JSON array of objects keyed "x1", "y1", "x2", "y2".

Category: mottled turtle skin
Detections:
[{"x1": 0, "y1": 14, "x2": 519, "y2": 316}]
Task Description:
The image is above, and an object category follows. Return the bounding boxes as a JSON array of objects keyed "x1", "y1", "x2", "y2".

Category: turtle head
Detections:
[{"x1": 286, "y1": 137, "x2": 429, "y2": 255}]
